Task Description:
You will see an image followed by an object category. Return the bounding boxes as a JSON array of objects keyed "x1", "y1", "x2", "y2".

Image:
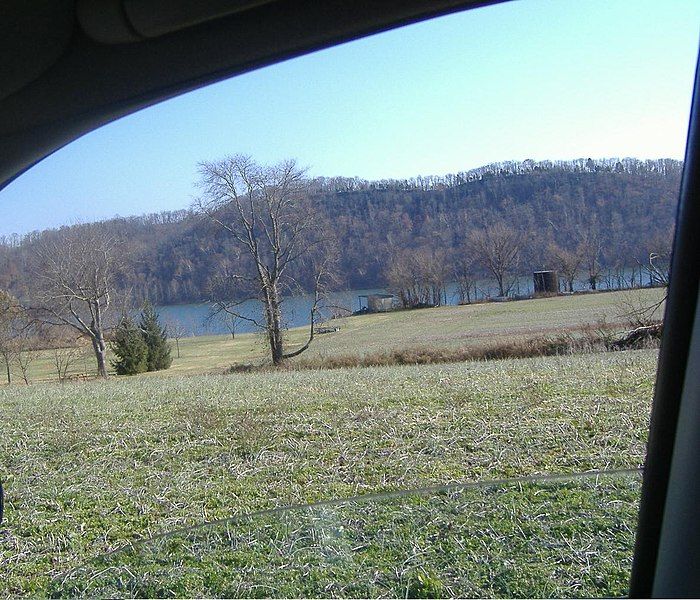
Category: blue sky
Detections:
[{"x1": 1, "y1": 0, "x2": 698, "y2": 236}]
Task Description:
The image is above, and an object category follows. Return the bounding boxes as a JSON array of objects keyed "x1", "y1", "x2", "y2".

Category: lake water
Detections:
[
  {"x1": 156, "y1": 268, "x2": 650, "y2": 337},
  {"x1": 156, "y1": 287, "x2": 384, "y2": 337}
]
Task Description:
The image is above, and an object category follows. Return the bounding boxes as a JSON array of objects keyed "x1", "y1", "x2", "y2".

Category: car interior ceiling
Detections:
[
  {"x1": 1, "y1": 1, "x2": 700, "y2": 597},
  {"x1": 0, "y1": 0, "x2": 501, "y2": 190}
]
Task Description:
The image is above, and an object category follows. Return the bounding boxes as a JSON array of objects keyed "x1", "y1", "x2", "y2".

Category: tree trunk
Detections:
[
  {"x1": 4, "y1": 359, "x2": 10, "y2": 385},
  {"x1": 497, "y1": 275, "x2": 506, "y2": 297},
  {"x1": 264, "y1": 285, "x2": 285, "y2": 365},
  {"x1": 91, "y1": 335, "x2": 108, "y2": 379}
]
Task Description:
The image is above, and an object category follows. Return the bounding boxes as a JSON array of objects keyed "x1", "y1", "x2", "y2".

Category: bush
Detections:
[{"x1": 111, "y1": 316, "x2": 148, "y2": 375}]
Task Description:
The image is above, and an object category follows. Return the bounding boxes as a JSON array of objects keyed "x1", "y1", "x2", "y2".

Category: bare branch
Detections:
[
  {"x1": 195, "y1": 155, "x2": 330, "y2": 365},
  {"x1": 29, "y1": 224, "x2": 122, "y2": 378}
]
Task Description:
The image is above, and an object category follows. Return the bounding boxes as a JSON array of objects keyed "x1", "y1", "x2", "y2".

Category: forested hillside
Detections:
[{"x1": 0, "y1": 158, "x2": 682, "y2": 305}]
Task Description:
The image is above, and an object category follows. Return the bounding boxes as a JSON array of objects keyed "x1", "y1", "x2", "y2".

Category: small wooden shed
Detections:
[
  {"x1": 358, "y1": 293, "x2": 395, "y2": 313},
  {"x1": 533, "y1": 270, "x2": 559, "y2": 295}
]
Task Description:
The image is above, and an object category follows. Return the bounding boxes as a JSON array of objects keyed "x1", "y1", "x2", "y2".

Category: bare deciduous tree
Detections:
[
  {"x1": 548, "y1": 242, "x2": 582, "y2": 292},
  {"x1": 385, "y1": 249, "x2": 420, "y2": 308},
  {"x1": 646, "y1": 252, "x2": 671, "y2": 287},
  {"x1": 31, "y1": 225, "x2": 121, "y2": 378},
  {"x1": 452, "y1": 245, "x2": 477, "y2": 304},
  {"x1": 469, "y1": 223, "x2": 520, "y2": 298},
  {"x1": 167, "y1": 320, "x2": 189, "y2": 359},
  {"x1": 386, "y1": 246, "x2": 448, "y2": 308},
  {"x1": 15, "y1": 338, "x2": 40, "y2": 385},
  {"x1": 618, "y1": 240, "x2": 672, "y2": 332},
  {"x1": 416, "y1": 247, "x2": 448, "y2": 306},
  {"x1": 223, "y1": 313, "x2": 238, "y2": 340},
  {"x1": 196, "y1": 155, "x2": 335, "y2": 365},
  {"x1": 640, "y1": 229, "x2": 673, "y2": 288},
  {"x1": 0, "y1": 290, "x2": 23, "y2": 384},
  {"x1": 52, "y1": 345, "x2": 84, "y2": 383},
  {"x1": 578, "y1": 226, "x2": 603, "y2": 290}
]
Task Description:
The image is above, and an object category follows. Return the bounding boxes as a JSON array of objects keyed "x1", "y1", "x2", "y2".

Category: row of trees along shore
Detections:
[{"x1": 0, "y1": 156, "x2": 679, "y2": 377}]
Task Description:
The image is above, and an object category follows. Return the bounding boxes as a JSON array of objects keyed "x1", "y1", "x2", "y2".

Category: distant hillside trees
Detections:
[
  {"x1": 196, "y1": 155, "x2": 336, "y2": 365},
  {"x1": 0, "y1": 157, "x2": 682, "y2": 309}
]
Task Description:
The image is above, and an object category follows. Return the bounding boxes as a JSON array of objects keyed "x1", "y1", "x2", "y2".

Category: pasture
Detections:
[
  {"x1": 0, "y1": 349, "x2": 656, "y2": 596},
  {"x1": 7, "y1": 287, "x2": 665, "y2": 382}
]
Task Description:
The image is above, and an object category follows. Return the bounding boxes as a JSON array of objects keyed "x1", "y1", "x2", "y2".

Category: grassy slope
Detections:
[
  {"x1": 11, "y1": 287, "x2": 665, "y2": 382},
  {"x1": 1, "y1": 350, "x2": 656, "y2": 595},
  {"x1": 306, "y1": 288, "x2": 665, "y2": 358}
]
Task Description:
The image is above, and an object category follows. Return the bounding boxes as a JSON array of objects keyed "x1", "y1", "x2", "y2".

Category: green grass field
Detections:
[
  {"x1": 1, "y1": 349, "x2": 656, "y2": 596},
  {"x1": 307, "y1": 287, "x2": 664, "y2": 357},
  {"x1": 6, "y1": 287, "x2": 665, "y2": 382},
  {"x1": 54, "y1": 473, "x2": 642, "y2": 598}
]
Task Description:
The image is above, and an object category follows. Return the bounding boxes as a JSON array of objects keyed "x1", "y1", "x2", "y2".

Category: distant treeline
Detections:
[{"x1": 0, "y1": 158, "x2": 682, "y2": 305}]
